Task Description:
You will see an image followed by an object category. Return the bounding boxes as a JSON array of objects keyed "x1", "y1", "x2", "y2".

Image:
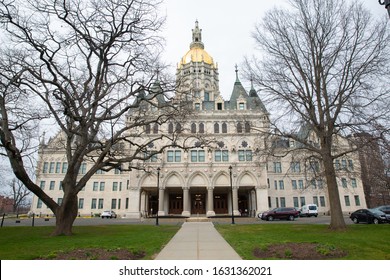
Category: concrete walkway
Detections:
[{"x1": 155, "y1": 222, "x2": 242, "y2": 260}]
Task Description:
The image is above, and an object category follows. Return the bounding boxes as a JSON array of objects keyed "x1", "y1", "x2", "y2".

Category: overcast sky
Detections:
[{"x1": 160, "y1": 0, "x2": 388, "y2": 99}]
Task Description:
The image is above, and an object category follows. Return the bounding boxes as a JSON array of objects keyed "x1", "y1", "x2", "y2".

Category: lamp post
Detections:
[
  {"x1": 379, "y1": 0, "x2": 390, "y2": 18},
  {"x1": 229, "y1": 165, "x2": 235, "y2": 224},
  {"x1": 156, "y1": 167, "x2": 160, "y2": 226}
]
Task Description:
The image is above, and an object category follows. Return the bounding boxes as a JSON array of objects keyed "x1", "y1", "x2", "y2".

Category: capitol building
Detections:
[{"x1": 31, "y1": 22, "x2": 367, "y2": 218}]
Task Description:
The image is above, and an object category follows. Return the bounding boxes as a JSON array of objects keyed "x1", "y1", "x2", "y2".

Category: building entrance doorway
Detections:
[
  {"x1": 214, "y1": 194, "x2": 228, "y2": 214},
  {"x1": 191, "y1": 193, "x2": 206, "y2": 215},
  {"x1": 169, "y1": 194, "x2": 183, "y2": 214}
]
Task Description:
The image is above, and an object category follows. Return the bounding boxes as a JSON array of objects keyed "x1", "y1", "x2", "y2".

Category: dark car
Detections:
[
  {"x1": 260, "y1": 207, "x2": 300, "y2": 221},
  {"x1": 372, "y1": 205, "x2": 390, "y2": 214},
  {"x1": 349, "y1": 209, "x2": 389, "y2": 224}
]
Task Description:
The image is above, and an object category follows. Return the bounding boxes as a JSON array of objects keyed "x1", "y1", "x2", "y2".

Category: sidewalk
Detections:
[{"x1": 154, "y1": 222, "x2": 242, "y2": 260}]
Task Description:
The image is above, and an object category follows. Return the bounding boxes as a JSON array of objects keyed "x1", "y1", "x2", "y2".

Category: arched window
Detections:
[
  {"x1": 168, "y1": 123, "x2": 174, "y2": 134},
  {"x1": 222, "y1": 122, "x2": 227, "y2": 133},
  {"x1": 175, "y1": 123, "x2": 182, "y2": 133},
  {"x1": 199, "y1": 123, "x2": 205, "y2": 133},
  {"x1": 191, "y1": 123, "x2": 197, "y2": 133},
  {"x1": 214, "y1": 123, "x2": 219, "y2": 133},
  {"x1": 237, "y1": 122, "x2": 243, "y2": 133},
  {"x1": 245, "y1": 121, "x2": 251, "y2": 133}
]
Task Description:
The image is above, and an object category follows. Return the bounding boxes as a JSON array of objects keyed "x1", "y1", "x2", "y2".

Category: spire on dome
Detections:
[{"x1": 190, "y1": 20, "x2": 204, "y2": 49}]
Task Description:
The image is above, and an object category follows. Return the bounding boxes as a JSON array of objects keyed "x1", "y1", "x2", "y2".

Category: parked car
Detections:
[
  {"x1": 372, "y1": 205, "x2": 390, "y2": 214},
  {"x1": 300, "y1": 204, "x2": 318, "y2": 217},
  {"x1": 100, "y1": 210, "x2": 117, "y2": 219},
  {"x1": 260, "y1": 207, "x2": 300, "y2": 221},
  {"x1": 349, "y1": 209, "x2": 389, "y2": 224}
]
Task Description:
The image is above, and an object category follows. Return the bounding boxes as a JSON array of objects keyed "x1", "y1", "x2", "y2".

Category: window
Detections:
[
  {"x1": 309, "y1": 161, "x2": 320, "y2": 173},
  {"x1": 111, "y1": 199, "x2": 117, "y2": 209},
  {"x1": 348, "y1": 160, "x2": 354, "y2": 171},
  {"x1": 215, "y1": 150, "x2": 229, "y2": 162},
  {"x1": 99, "y1": 182, "x2": 105, "y2": 191},
  {"x1": 112, "y1": 182, "x2": 118, "y2": 191},
  {"x1": 126, "y1": 198, "x2": 129, "y2": 209},
  {"x1": 168, "y1": 123, "x2": 174, "y2": 134},
  {"x1": 93, "y1": 182, "x2": 98, "y2": 191},
  {"x1": 62, "y1": 162, "x2": 68, "y2": 173},
  {"x1": 153, "y1": 123, "x2": 159, "y2": 134},
  {"x1": 276, "y1": 197, "x2": 279, "y2": 207},
  {"x1": 341, "y1": 159, "x2": 347, "y2": 170},
  {"x1": 280, "y1": 197, "x2": 286, "y2": 207},
  {"x1": 273, "y1": 162, "x2": 282, "y2": 173},
  {"x1": 59, "y1": 181, "x2": 63, "y2": 190},
  {"x1": 313, "y1": 196, "x2": 319, "y2": 206},
  {"x1": 334, "y1": 159, "x2": 340, "y2": 170},
  {"x1": 191, "y1": 123, "x2": 197, "y2": 133},
  {"x1": 310, "y1": 179, "x2": 316, "y2": 189},
  {"x1": 217, "y1": 103, "x2": 222, "y2": 110},
  {"x1": 274, "y1": 181, "x2": 278, "y2": 190},
  {"x1": 167, "y1": 150, "x2": 181, "y2": 162},
  {"x1": 49, "y1": 162, "x2": 55, "y2": 173},
  {"x1": 96, "y1": 169, "x2": 104, "y2": 174},
  {"x1": 293, "y1": 197, "x2": 299, "y2": 208},
  {"x1": 344, "y1": 196, "x2": 350, "y2": 206},
  {"x1": 78, "y1": 198, "x2": 84, "y2": 209},
  {"x1": 351, "y1": 178, "x2": 357, "y2": 188},
  {"x1": 118, "y1": 199, "x2": 121, "y2": 209},
  {"x1": 279, "y1": 180, "x2": 285, "y2": 190},
  {"x1": 57, "y1": 198, "x2": 63, "y2": 206},
  {"x1": 98, "y1": 199, "x2": 104, "y2": 209},
  {"x1": 114, "y1": 167, "x2": 121, "y2": 174},
  {"x1": 43, "y1": 162, "x2": 49, "y2": 174},
  {"x1": 37, "y1": 199, "x2": 43, "y2": 209},
  {"x1": 319, "y1": 196, "x2": 326, "y2": 207},
  {"x1": 298, "y1": 180, "x2": 304, "y2": 189},
  {"x1": 237, "y1": 122, "x2": 243, "y2": 133},
  {"x1": 40, "y1": 181, "x2": 46, "y2": 190},
  {"x1": 204, "y1": 92, "x2": 210, "y2": 101},
  {"x1": 268, "y1": 196, "x2": 272, "y2": 208},
  {"x1": 222, "y1": 122, "x2": 227, "y2": 133},
  {"x1": 195, "y1": 103, "x2": 200, "y2": 110},
  {"x1": 317, "y1": 179, "x2": 324, "y2": 189},
  {"x1": 49, "y1": 181, "x2": 55, "y2": 190},
  {"x1": 91, "y1": 198, "x2": 97, "y2": 209},
  {"x1": 145, "y1": 124, "x2": 151, "y2": 134},
  {"x1": 292, "y1": 180, "x2": 297, "y2": 190},
  {"x1": 245, "y1": 121, "x2": 251, "y2": 133},
  {"x1": 214, "y1": 123, "x2": 219, "y2": 133},
  {"x1": 290, "y1": 162, "x2": 301, "y2": 173},
  {"x1": 175, "y1": 123, "x2": 182, "y2": 132},
  {"x1": 191, "y1": 150, "x2": 205, "y2": 162},
  {"x1": 239, "y1": 102, "x2": 245, "y2": 110},
  {"x1": 55, "y1": 162, "x2": 61, "y2": 173},
  {"x1": 79, "y1": 163, "x2": 87, "y2": 174},
  {"x1": 199, "y1": 123, "x2": 205, "y2": 133},
  {"x1": 300, "y1": 197, "x2": 306, "y2": 207},
  {"x1": 238, "y1": 150, "x2": 252, "y2": 161},
  {"x1": 341, "y1": 178, "x2": 347, "y2": 188},
  {"x1": 354, "y1": 195, "x2": 361, "y2": 206},
  {"x1": 144, "y1": 151, "x2": 158, "y2": 162}
]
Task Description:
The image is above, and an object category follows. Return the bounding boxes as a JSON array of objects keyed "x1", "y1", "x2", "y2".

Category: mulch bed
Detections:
[{"x1": 253, "y1": 243, "x2": 347, "y2": 260}]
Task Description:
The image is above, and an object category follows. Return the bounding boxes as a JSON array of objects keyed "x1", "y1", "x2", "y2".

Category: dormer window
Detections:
[
  {"x1": 195, "y1": 103, "x2": 200, "y2": 110},
  {"x1": 239, "y1": 102, "x2": 245, "y2": 110},
  {"x1": 217, "y1": 103, "x2": 222, "y2": 110}
]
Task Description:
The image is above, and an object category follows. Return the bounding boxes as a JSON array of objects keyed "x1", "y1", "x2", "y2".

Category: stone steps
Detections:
[{"x1": 185, "y1": 217, "x2": 211, "y2": 222}]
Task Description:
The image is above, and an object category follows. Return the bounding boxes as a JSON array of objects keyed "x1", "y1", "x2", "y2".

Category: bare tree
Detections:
[
  {"x1": 2, "y1": 179, "x2": 31, "y2": 213},
  {"x1": 245, "y1": 0, "x2": 390, "y2": 230},
  {"x1": 0, "y1": 0, "x2": 186, "y2": 235}
]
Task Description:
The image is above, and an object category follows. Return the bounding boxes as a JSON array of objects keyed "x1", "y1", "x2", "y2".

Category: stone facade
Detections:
[{"x1": 30, "y1": 22, "x2": 367, "y2": 218}]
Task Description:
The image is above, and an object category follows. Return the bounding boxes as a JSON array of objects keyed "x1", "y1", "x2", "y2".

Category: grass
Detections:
[
  {"x1": 0, "y1": 225, "x2": 179, "y2": 260},
  {"x1": 215, "y1": 223, "x2": 390, "y2": 260}
]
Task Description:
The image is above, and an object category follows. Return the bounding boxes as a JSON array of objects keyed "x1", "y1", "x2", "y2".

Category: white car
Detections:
[{"x1": 100, "y1": 210, "x2": 117, "y2": 219}]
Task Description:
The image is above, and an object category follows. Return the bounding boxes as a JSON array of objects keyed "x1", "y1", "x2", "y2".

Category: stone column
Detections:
[
  {"x1": 232, "y1": 186, "x2": 240, "y2": 216},
  {"x1": 207, "y1": 187, "x2": 215, "y2": 217},
  {"x1": 158, "y1": 188, "x2": 165, "y2": 216},
  {"x1": 182, "y1": 187, "x2": 190, "y2": 217}
]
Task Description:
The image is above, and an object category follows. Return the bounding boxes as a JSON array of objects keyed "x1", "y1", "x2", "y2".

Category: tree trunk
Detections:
[
  {"x1": 51, "y1": 194, "x2": 78, "y2": 236},
  {"x1": 323, "y1": 152, "x2": 347, "y2": 230}
]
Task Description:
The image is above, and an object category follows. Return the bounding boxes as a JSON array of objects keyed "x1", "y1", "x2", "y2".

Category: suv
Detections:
[
  {"x1": 372, "y1": 205, "x2": 390, "y2": 214},
  {"x1": 260, "y1": 207, "x2": 300, "y2": 221},
  {"x1": 100, "y1": 210, "x2": 117, "y2": 219}
]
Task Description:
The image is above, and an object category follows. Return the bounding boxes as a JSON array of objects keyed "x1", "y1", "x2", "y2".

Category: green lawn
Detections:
[
  {"x1": 0, "y1": 225, "x2": 179, "y2": 260},
  {"x1": 215, "y1": 224, "x2": 390, "y2": 260}
]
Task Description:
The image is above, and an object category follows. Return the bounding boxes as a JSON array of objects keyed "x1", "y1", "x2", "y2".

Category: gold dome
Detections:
[{"x1": 180, "y1": 47, "x2": 214, "y2": 67}]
